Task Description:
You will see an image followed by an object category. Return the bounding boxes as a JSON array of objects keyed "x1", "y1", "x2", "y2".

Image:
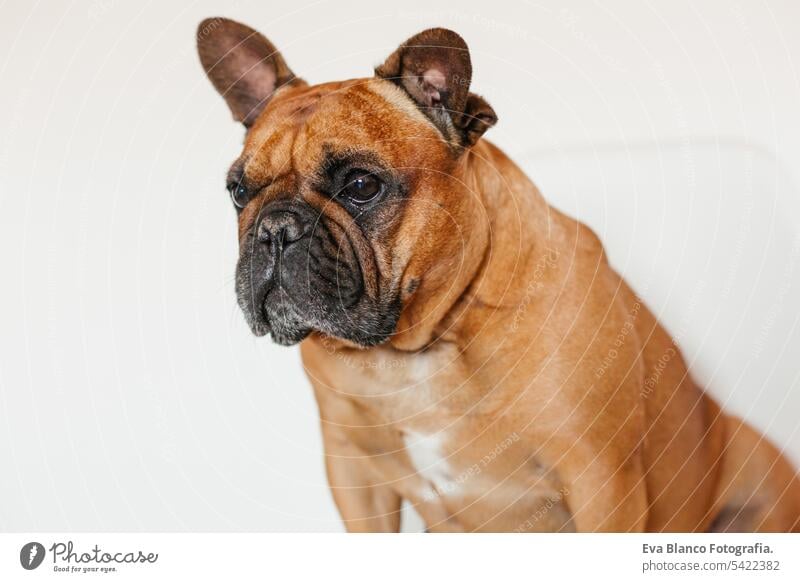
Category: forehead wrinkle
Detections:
[
  {"x1": 304, "y1": 81, "x2": 442, "y2": 161},
  {"x1": 242, "y1": 78, "x2": 434, "y2": 184},
  {"x1": 290, "y1": 115, "x2": 312, "y2": 175},
  {"x1": 242, "y1": 88, "x2": 334, "y2": 182},
  {"x1": 286, "y1": 95, "x2": 369, "y2": 175},
  {"x1": 244, "y1": 122, "x2": 296, "y2": 182}
]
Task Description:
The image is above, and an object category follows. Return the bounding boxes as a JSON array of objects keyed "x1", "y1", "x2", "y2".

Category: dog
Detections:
[{"x1": 196, "y1": 17, "x2": 800, "y2": 532}]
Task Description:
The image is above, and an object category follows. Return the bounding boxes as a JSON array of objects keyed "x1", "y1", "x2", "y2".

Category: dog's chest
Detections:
[
  {"x1": 402, "y1": 430, "x2": 453, "y2": 494},
  {"x1": 323, "y1": 343, "x2": 481, "y2": 418},
  {"x1": 396, "y1": 427, "x2": 573, "y2": 531},
  {"x1": 305, "y1": 340, "x2": 573, "y2": 531}
]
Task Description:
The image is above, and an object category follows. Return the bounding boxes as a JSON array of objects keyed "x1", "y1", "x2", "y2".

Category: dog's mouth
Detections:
[
  {"x1": 257, "y1": 286, "x2": 313, "y2": 345},
  {"x1": 235, "y1": 257, "x2": 325, "y2": 346},
  {"x1": 235, "y1": 224, "x2": 399, "y2": 347}
]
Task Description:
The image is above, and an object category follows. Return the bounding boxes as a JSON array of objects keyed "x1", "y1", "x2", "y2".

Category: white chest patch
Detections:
[{"x1": 403, "y1": 431, "x2": 455, "y2": 495}]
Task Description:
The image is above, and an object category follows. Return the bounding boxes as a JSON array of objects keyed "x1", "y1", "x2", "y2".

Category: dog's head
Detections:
[{"x1": 197, "y1": 18, "x2": 496, "y2": 348}]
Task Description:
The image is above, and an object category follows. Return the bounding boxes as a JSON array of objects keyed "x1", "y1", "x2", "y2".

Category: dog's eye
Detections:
[
  {"x1": 341, "y1": 170, "x2": 383, "y2": 204},
  {"x1": 228, "y1": 183, "x2": 249, "y2": 209}
]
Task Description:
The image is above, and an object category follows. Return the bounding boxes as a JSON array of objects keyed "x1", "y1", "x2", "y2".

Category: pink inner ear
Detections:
[
  {"x1": 421, "y1": 68, "x2": 446, "y2": 104},
  {"x1": 251, "y1": 60, "x2": 277, "y2": 97},
  {"x1": 231, "y1": 46, "x2": 277, "y2": 96}
]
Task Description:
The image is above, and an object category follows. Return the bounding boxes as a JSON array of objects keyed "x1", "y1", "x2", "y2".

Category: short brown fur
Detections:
[{"x1": 199, "y1": 19, "x2": 800, "y2": 532}]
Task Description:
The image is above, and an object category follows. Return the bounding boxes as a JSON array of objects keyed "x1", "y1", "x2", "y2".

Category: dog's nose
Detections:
[{"x1": 257, "y1": 209, "x2": 308, "y2": 248}]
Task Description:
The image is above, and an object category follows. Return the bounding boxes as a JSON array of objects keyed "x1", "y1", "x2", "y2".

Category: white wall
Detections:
[{"x1": 0, "y1": 0, "x2": 799, "y2": 531}]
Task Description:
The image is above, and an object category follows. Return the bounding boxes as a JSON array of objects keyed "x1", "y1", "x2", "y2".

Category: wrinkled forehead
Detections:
[{"x1": 237, "y1": 78, "x2": 444, "y2": 180}]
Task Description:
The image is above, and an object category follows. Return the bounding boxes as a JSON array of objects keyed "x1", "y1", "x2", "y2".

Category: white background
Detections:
[{"x1": 1, "y1": 0, "x2": 799, "y2": 531}]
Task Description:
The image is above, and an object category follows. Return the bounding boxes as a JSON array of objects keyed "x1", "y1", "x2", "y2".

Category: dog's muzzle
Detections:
[{"x1": 235, "y1": 200, "x2": 364, "y2": 345}]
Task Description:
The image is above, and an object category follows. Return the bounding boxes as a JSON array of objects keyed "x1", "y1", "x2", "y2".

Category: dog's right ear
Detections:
[{"x1": 196, "y1": 17, "x2": 303, "y2": 127}]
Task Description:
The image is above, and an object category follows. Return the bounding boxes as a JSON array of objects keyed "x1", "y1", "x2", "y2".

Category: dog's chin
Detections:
[
  {"x1": 269, "y1": 326, "x2": 312, "y2": 346},
  {"x1": 243, "y1": 314, "x2": 310, "y2": 345},
  {"x1": 266, "y1": 312, "x2": 312, "y2": 345},
  {"x1": 247, "y1": 290, "x2": 309, "y2": 345},
  {"x1": 239, "y1": 291, "x2": 400, "y2": 348}
]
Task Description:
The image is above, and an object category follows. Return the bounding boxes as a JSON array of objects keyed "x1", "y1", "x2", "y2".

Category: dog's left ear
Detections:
[{"x1": 375, "y1": 28, "x2": 497, "y2": 148}]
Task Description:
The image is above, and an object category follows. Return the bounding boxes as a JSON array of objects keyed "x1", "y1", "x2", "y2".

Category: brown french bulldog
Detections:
[{"x1": 197, "y1": 17, "x2": 800, "y2": 532}]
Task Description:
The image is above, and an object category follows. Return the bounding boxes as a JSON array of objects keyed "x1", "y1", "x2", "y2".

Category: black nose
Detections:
[{"x1": 257, "y1": 209, "x2": 308, "y2": 248}]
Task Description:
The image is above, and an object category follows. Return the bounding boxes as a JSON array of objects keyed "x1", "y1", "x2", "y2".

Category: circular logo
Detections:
[{"x1": 20, "y1": 542, "x2": 46, "y2": 570}]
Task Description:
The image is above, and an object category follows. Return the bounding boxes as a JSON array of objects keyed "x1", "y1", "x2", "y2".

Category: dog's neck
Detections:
[{"x1": 389, "y1": 139, "x2": 555, "y2": 352}]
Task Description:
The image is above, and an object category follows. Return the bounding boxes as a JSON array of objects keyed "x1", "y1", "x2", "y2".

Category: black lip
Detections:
[
  {"x1": 251, "y1": 319, "x2": 270, "y2": 337},
  {"x1": 269, "y1": 326, "x2": 311, "y2": 346},
  {"x1": 235, "y1": 200, "x2": 388, "y2": 345},
  {"x1": 260, "y1": 285, "x2": 313, "y2": 345},
  {"x1": 235, "y1": 275, "x2": 270, "y2": 337},
  {"x1": 244, "y1": 294, "x2": 271, "y2": 337}
]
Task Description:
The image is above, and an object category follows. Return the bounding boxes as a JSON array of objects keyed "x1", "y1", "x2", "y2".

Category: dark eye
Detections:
[
  {"x1": 228, "y1": 183, "x2": 249, "y2": 209},
  {"x1": 341, "y1": 170, "x2": 383, "y2": 204}
]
